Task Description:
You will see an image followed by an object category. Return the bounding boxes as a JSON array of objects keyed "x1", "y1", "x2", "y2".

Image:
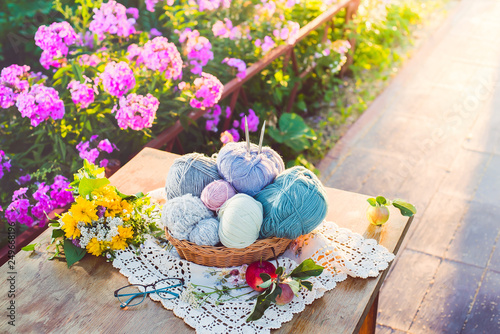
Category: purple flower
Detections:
[
  {"x1": 98, "y1": 139, "x2": 114, "y2": 153},
  {"x1": 67, "y1": 80, "x2": 95, "y2": 109},
  {"x1": 220, "y1": 130, "x2": 234, "y2": 144},
  {"x1": 222, "y1": 58, "x2": 246, "y2": 79},
  {"x1": 0, "y1": 64, "x2": 31, "y2": 108},
  {"x1": 50, "y1": 175, "x2": 74, "y2": 208},
  {"x1": 190, "y1": 73, "x2": 223, "y2": 109},
  {"x1": 126, "y1": 44, "x2": 144, "y2": 65},
  {"x1": 260, "y1": 36, "x2": 276, "y2": 54},
  {"x1": 150, "y1": 28, "x2": 162, "y2": 36},
  {"x1": 180, "y1": 29, "x2": 214, "y2": 75},
  {"x1": 126, "y1": 7, "x2": 139, "y2": 19},
  {"x1": 100, "y1": 159, "x2": 109, "y2": 167},
  {"x1": 113, "y1": 93, "x2": 159, "y2": 130},
  {"x1": 141, "y1": 37, "x2": 183, "y2": 80},
  {"x1": 145, "y1": 0, "x2": 160, "y2": 12},
  {"x1": 5, "y1": 198, "x2": 33, "y2": 226},
  {"x1": 16, "y1": 84, "x2": 65, "y2": 127},
  {"x1": 239, "y1": 109, "x2": 259, "y2": 132},
  {"x1": 227, "y1": 128, "x2": 240, "y2": 142},
  {"x1": 18, "y1": 174, "x2": 31, "y2": 185},
  {"x1": 99, "y1": 61, "x2": 136, "y2": 98},
  {"x1": 89, "y1": 0, "x2": 137, "y2": 40},
  {"x1": 34, "y1": 21, "x2": 77, "y2": 69},
  {"x1": 13, "y1": 187, "x2": 28, "y2": 200}
]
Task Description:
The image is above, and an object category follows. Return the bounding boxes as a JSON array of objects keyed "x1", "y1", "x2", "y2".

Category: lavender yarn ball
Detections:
[
  {"x1": 161, "y1": 194, "x2": 213, "y2": 240},
  {"x1": 165, "y1": 152, "x2": 221, "y2": 200},
  {"x1": 218, "y1": 194, "x2": 263, "y2": 248},
  {"x1": 201, "y1": 180, "x2": 237, "y2": 211},
  {"x1": 189, "y1": 217, "x2": 220, "y2": 246},
  {"x1": 216, "y1": 142, "x2": 285, "y2": 196},
  {"x1": 255, "y1": 166, "x2": 328, "y2": 239}
]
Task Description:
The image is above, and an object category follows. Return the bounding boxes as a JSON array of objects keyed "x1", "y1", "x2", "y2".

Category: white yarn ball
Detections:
[
  {"x1": 218, "y1": 194, "x2": 263, "y2": 248},
  {"x1": 189, "y1": 217, "x2": 220, "y2": 246},
  {"x1": 161, "y1": 194, "x2": 213, "y2": 240}
]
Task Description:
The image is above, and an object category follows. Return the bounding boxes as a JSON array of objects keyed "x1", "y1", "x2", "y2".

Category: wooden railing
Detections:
[{"x1": 145, "y1": 0, "x2": 360, "y2": 151}]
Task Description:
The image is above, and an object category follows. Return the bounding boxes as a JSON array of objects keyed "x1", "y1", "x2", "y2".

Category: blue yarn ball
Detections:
[
  {"x1": 189, "y1": 217, "x2": 220, "y2": 246},
  {"x1": 255, "y1": 166, "x2": 328, "y2": 239},
  {"x1": 216, "y1": 142, "x2": 284, "y2": 196},
  {"x1": 165, "y1": 152, "x2": 221, "y2": 200}
]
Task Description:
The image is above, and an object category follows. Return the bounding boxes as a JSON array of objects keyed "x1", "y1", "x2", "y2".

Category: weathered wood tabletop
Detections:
[{"x1": 0, "y1": 147, "x2": 412, "y2": 333}]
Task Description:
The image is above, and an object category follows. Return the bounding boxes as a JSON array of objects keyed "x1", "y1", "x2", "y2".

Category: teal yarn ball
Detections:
[
  {"x1": 161, "y1": 194, "x2": 213, "y2": 240},
  {"x1": 165, "y1": 152, "x2": 221, "y2": 199},
  {"x1": 189, "y1": 217, "x2": 220, "y2": 246},
  {"x1": 255, "y1": 166, "x2": 328, "y2": 239},
  {"x1": 218, "y1": 194, "x2": 263, "y2": 248},
  {"x1": 216, "y1": 142, "x2": 285, "y2": 196}
]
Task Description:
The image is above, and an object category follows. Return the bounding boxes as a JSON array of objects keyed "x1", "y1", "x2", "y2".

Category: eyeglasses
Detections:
[{"x1": 114, "y1": 278, "x2": 184, "y2": 308}]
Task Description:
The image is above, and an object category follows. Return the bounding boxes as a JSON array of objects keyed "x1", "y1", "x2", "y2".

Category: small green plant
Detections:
[{"x1": 366, "y1": 195, "x2": 416, "y2": 225}]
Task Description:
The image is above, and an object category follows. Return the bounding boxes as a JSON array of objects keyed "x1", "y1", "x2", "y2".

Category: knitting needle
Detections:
[
  {"x1": 258, "y1": 120, "x2": 266, "y2": 154},
  {"x1": 245, "y1": 116, "x2": 250, "y2": 155}
]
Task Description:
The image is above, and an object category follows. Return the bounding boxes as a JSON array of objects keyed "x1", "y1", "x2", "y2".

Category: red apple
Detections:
[
  {"x1": 245, "y1": 260, "x2": 277, "y2": 292},
  {"x1": 275, "y1": 283, "x2": 294, "y2": 305}
]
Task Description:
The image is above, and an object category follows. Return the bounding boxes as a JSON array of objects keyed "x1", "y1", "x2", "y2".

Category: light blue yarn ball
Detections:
[
  {"x1": 165, "y1": 152, "x2": 221, "y2": 200},
  {"x1": 216, "y1": 142, "x2": 284, "y2": 196},
  {"x1": 255, "y1": 166, "x2": 328, "y2": 239},
  {"x1": 189, "y1": 217, "x2": 220, "y2": 246},
  {"x1": 161, "y1": 194, "x2": 213, "y2": 240}
]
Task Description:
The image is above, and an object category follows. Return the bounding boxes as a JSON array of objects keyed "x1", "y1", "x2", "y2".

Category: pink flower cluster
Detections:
[
  {"x1": 222, "y1": 58, "x2": 246, "y2": 79},
  {"x1": 0, "y1": 150, "x2": 11, "y2": 180},
  {"x1": 99, "y1": 61, "x2": 136, "y2": 98},
  {"x1": 5, "y1": 176, "x2": 73, "y2": 227},
  {"x1": 0, "y1": 64, "x2": 31, "y2": 109},
  {"x1": 67, "y1": 80, "x2": 95, "y2": 109},
  {"x1": 204, "y1": 105, "x2": 223, "y2": 132},
  {"x1": 114, "y1": 93, "x2": 160, "y2": 130},
  {"x1": 76, "y1": 135, "x2": 117, "y2": 166},
  {"x1": 273, "y1": 21, "x2": 300, "y2": 44},
  {"x1": 233, "y1": 108, "x2": 260, "y2": 132},
  {"x1": 190, "y1": 73, "x2": 223, "y2": 109},
  {"x1": 34, "y1": 21, "x2": 77, "y2": 69},
  {"x1": 179, "y1": 29, "x2": 214, "y2": 74},
  {"x1": 89, "y1": 0, "x2": 137, "y2": 40},
  {"x1": 193, "y1": 0, "x2": 231, "y2": 12},
  {"x1": 141, "y1": 37, "x2": 183, "y2": 80},
  {"x1": 255, "y1": 36, "x2": 276, "y2": 54},
  {"x1": 146, "y1": 0, "x2": 174, "y2": 11},
  {"x1": 212, "y1": 19, "x2": 250, "y2": 40},
  {"x1": 78, "y1": 54, "x2": 101, "y2": 67},
  {"x1": 255, "y1": 0, "x2": 276, "y2": 19},
  {"x1": 16, "y1": 84, "x2": 65, "y2": 127}
]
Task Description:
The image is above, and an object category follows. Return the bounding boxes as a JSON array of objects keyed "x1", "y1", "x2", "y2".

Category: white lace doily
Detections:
[{"x1": 112, "y1": 220, "x2": 394, "y2": 334}]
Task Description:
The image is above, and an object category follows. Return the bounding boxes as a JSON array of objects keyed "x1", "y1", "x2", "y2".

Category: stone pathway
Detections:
[{"x1": 317, "y1": 0, "x2": 500, "y2": 333}]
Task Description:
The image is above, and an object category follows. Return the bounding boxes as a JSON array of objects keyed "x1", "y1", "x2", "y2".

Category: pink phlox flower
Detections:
[
  {"x1": 18, "y1": 174, "x2": 31, "y2": 185},
  {"x1": 220, "y1": 130, "x2": 234, "y2": 144},
  {"x1": 239, "y1": 109, "x2": 259, "y2": 132},
  {"x1": 189, "y1": 73, "x2": 223, "y2": 109},
  {"x1": 50, "y1": 175, "x2": 74, "y2": 207},
  {"x1": 142, "y1": 37, "x2": 183, "y2": 80},
  {"x1": 16, "y1": 84, "x2": 65, "y2": 127},
  {"x1": 260, "y1": 36, "x2": 276, "y2": 54},
  {"x1": 67, "y1": 80, "x2": 95, "y2": 109},
  {"x1": 227, "y1": 128, "x2": 240, "y2": 142},
  {"x1": 204, "y1": 104, "x2": 221, "y2": 132},
  {"x1": 222, "y1": 58, "x2": 246, "y2": 79},
  {"x1": 0, "y1": 64, "x2": 31, "y2": 108},
  {"x1": 150, "y1": 28, "x2": 162, "y2": 36},
  {"x1": 89, "y1": 0, "x2": 137, "y2": 40},
  {"x1": 181, "y1": 29, "x2": 214, "y2": 74},
  {"x1": 98, "y1": 139, "x2": 114, "y2": 153},
  {"x1": 35, "y1": 21, "x2": 77, "y2": 69},
  {"x1": 212, "y1": 19, "x2": 233, "y2": 38},
  {"x1": 100, "y1": 159, "x2": 109, "y2": 167},
  {"x1": 78, "y1": 54, "x2": 101, "y2": 67},
  {"x1": 126, "y1": 44, "x2": 144, "y2": 65},
  {"x1": 126, "y1": 7, "x2": 139, "y2": 19},
  {"x1": 114, "y1": 93, "x2": 159, "y2": 130},
  {"x1": 145, "y1": 0, "x2": 160, "y2": 12},
  {"x1": 99, "y1": 61, "x2": 136, "y2": 97}
]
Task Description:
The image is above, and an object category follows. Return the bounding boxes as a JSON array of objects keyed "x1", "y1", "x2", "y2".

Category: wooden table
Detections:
[{"x1": 0, "y1": 148, "x2": 413, "y2": 333}]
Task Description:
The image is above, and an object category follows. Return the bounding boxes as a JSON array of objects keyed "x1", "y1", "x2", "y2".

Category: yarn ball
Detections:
[
  {"x1": 218, "y1": 194, "x2": 263, "y2": 248},
  {"x1": 201, "y1": 180, "x2": 237, "y2": 211},
  {"x1": 255, "y1": 166, "x2": 328, "y2": 239},
  {"x1": 165, "y1": 152, "x2": 221, "y2": 200},
  {"x1": 189, "y1": 217, "x2": 220, "y2": 246},
  {"x1": 161, "y1": 194, "x2": 213, "y2": 240},
  {"x1": 216, "y1": 142, "x2": 285, "y2": 196}
]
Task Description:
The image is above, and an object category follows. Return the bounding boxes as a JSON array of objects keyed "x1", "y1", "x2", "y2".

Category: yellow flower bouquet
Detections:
[{"x1": 30, "y1": 160, "x2": 163, "y2": 267}]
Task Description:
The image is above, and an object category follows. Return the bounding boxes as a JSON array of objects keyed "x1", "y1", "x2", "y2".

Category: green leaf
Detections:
[
  {"x1": 290, "y1": 259, "x2": 324, "y2": 279},
  {"x1": 392, "y1": 199, "x2": 417, "y2": 217},
  {"x1": 376, "y1": 196, "x2": 387, "y2": 206},
  {"x1": 275, "y1": 267, "x2": 284, "y2": 277},
  {"x1": 260, "y1": 273, "x2": 272, "y2": 282},
  {"x1": 287, "y1": 280, "x2": 300, "y2": 295},
  {"x1": 21, "y1": 244, "x2": 37, "y2": 252},
  {"x1": 367, "y1": 198, "x2": 377, "y2": 207},
  {"x1": 247, "y1": 286, "x2": 274, "y2": 322},
  {"x1": 49, "y1": 222, "x2": 61, "y2": 227},
  {"x1": 51, "y1": 229, "x2": 65, "y2": 239},
  {"x1": 258, "y1": 279, "x2": 273, "y2": 289},
  {"x1": 78, "y1": 177, "x2": 110, "y2": 198},
  {"x1": 63, "y1": 239, "x2": 87, "y2": 268},
  {"x1": 300, "y1": 280, "x2": 313, "y2": 291}
]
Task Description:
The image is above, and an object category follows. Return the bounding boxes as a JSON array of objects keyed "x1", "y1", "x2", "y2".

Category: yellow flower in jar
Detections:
[
  {"x1": 70, "y1": 197, "x2": 98, "y2": 224},
  {"x1": 61, "y1": 213, "x2": 80, "y2": 239},
  {"x1": 118, "y1": 225, "x2": 134, "y2": 240},
  {"x1": 110, "y1": 235, "x2": 127, "y2": 250},
  {"x1": 92, "y1": 185, "x2": 118, "y2": 199}
]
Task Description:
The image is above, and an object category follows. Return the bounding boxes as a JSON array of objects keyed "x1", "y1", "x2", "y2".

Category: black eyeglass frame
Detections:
[{"x1": 113, "y1": 277, "x2": 185, "y2": 308}]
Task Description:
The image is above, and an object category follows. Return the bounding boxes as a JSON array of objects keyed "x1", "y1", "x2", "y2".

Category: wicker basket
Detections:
[{"x1": 164, "y1": 227, "x2": 292, "y2": 267}]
